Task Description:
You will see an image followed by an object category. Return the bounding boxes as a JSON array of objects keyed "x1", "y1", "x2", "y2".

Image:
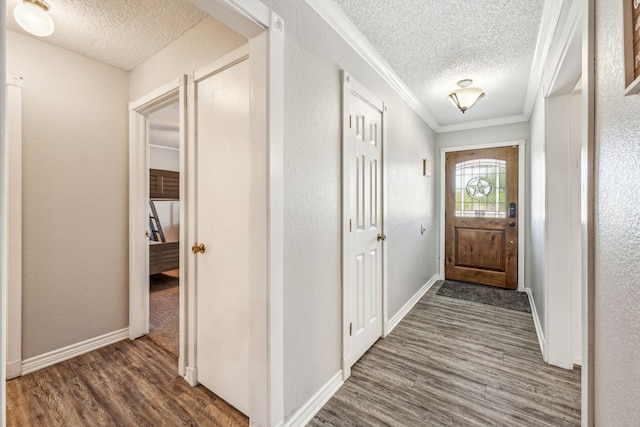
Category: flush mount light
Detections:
[
  {"x1": 448, "y1": 79, "x2": 485, "y2": 113},
  {"x1": 14, "y1": 0, "x2": 55, "y2": 37}
]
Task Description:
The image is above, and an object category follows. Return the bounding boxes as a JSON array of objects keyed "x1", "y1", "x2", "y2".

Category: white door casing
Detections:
[
  {"x1": 129, "y1": 78, "x2": 185, "y2": 342},
  {"x1": 5, "y1": 76, "x2": 23, "y2": 379},
  {"x1": 342, "y1": 71, "x2": 385, "y2": 379},
  {"x1": 193, "y1": 50, "x2": 251, "y2": 416}
]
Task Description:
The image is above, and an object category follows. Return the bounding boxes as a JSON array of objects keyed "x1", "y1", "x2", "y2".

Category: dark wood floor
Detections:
[
  {"x1": 310, "y1": 282, "x2": 581, "y2": 426},
  {"x1": 6, "y1": 282, "x2": 580, "y2": 426},
  {"x1": 6, "y1": 337, "x2": 248, "y2": 427}
]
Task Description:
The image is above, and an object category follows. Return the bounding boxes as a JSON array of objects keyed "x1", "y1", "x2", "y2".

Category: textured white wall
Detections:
[
  {"x1": 6, "y1": 30, "x2": 130, "y2": 358},
  {"x1": 129, "y1": 16, "x2": 246, "y2": 101},
  {"x1": 261, "y1": 0, "x2": 437, "y2": 420},
  {"x1": 594, "y1": 0, "x2": 640, "y2": 422}
]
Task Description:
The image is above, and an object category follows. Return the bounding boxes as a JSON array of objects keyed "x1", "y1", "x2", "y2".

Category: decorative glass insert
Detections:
[{"x1": 455, "y1": 158, "x2": 507, "y2": 218}]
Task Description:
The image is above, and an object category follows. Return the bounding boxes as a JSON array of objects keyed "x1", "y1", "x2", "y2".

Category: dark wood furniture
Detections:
[
  {"x1": 149, "y1": 169, "x2": 179, "y2": 274},
  {"x1": 150, "y1": 169, "x2": 179, "y2": 199}
]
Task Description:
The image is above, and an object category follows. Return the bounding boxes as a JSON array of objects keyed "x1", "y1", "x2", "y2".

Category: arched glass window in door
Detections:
[{"x1": 455, "y1": 158, "x2": 507, "y2": 218}]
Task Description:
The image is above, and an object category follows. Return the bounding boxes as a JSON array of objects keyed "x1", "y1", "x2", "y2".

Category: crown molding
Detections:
[
  {"x1": 305, "y1": 0, "x2": 439, "y2": 131},
  {"x1": 437, "y1": 114, "x2": 529, "y2": 134},
  {"x1": 306, "y1": 0, "x2": 562, "y2": 133}
]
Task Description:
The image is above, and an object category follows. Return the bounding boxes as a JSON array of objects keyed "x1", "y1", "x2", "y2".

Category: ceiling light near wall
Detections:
[
  {"x1": 448, "y1": 79, "x2": 485, "y2": 113},
  {"x1": 14, "y1": 0, "x2": 55, "y2": 37}
]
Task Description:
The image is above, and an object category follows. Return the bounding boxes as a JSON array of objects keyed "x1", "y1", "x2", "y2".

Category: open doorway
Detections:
[{"x1": 148, "y1": 100, "x2": 181, "y2": 359}]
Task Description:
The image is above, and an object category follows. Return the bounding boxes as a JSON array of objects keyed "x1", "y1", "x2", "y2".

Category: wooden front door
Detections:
[{"x1": 445, "y1": 146, "x2": 518, "y2": 289}]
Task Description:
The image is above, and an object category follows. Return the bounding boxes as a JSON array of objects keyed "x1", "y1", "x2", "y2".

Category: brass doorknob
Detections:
[
  {"x1": 377, "y1": 234, "x2": 386, "y2": 241},
  {"x1": 191, "y1": 243, "x2": 205, "y2": 254}
]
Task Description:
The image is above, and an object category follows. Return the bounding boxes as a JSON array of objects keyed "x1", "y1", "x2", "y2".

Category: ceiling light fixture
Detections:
[
  {"x1": 448, "y1": 79, "x2": 485, "y2": 113},
  {"x1": 14, "y1": 0, "x2": 55, "y2": 37}
]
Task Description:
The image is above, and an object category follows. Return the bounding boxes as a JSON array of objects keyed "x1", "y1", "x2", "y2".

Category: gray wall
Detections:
[
  {"x1": 7, "y1": 31, "x2": 130, "y2": 358},
  {"x1": 261, "y1": 0, "x2": 438, "y2": 420},
  {"x1": 594, "y1": 0, "x2": 640, "y2": 422}
]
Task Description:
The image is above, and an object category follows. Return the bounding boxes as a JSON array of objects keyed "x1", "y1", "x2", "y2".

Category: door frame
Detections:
[
  {"x1": 5, "y1": 75, "x2": 23, "y2": 380},
  {"x1": 341, "y1": 70, "x2": 388, "y2": 380},
  {"x1": 129, "y1": 77, "x2": 185, "y2": 352},
  {"x1": 129, "y1": 1, "x2": 285, "y2": 425},
  {"x1": 439, "y1": 139, "x2": 526, "y2": 291}
]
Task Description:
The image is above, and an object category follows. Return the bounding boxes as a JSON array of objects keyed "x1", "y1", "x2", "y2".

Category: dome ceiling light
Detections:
[
  {"x1": 14, "y1": 0, "x2": 55, "y2": 37},
  {"x1": 448, "y1": 79, "x2": 485, "y2": 113}
]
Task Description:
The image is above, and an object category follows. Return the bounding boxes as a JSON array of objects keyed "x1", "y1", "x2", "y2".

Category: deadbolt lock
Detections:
[{"x1": 191, "y1": 243, "x2": 205, "y2": 254}]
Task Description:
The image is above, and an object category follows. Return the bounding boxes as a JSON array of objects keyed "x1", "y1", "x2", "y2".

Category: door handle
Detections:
[
  {"x1": 509, "y1": 222, "x2": 516, "y2": 227},
  {"x1": 191, "y1": 243, "x2": 205, "y2": 254},
  {"x1": 377, "y1": 234, "x2": 386, "y2": 241}
]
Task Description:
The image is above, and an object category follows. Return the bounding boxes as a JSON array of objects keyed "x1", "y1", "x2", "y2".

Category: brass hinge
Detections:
[
  {"x1": 349, "y1": 219, "x2": 352, "y2": 232},
  {"x1": 349, "y1": 322, "x2": 353, "y2": 336}
]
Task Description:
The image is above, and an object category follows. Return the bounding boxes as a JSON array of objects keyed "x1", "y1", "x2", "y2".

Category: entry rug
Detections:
[{"x1": 436, "y1": 280, "x2": 531, "y2": 313}]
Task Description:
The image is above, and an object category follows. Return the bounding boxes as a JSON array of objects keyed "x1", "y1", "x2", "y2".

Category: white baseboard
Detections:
[
  {"x1": 284, "y1": 371, "x2": 343, "y2": 427},
  {"x1": 385, "y1": 274, "x2": 439, "y2": 336},
  {"x1": 7, "y1": 359, "x2": 22, "y2": 379},
  {"x1": 179, "y1": 357, "x2": 186, "y2": 377},
  {"x1": 21, "y1": 328, "x2": 129, "y2": 375},
  {"x1": 185, "y1": 366, "x2": 198, "y2": 386},
  {"x1": 525, "y1": 288, "x2": 546, "y2": 357}
]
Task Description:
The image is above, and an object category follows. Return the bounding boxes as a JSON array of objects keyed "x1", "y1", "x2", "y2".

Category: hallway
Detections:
[{"x1": 310, "y1": 282, "x2": 580, "y2": 426}]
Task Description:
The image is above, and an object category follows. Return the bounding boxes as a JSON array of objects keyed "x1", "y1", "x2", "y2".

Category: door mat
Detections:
[{"x1": 435, "y1": 280, "x2": 531, "y2": 313}]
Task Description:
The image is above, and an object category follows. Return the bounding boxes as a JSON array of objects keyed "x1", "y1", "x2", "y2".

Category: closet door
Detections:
[{"x1": 193, "y1": 57, "x2": 251, "y2": 415}]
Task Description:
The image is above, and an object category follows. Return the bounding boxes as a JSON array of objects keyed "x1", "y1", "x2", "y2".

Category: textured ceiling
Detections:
[
  {"x1": 5, "y1": 0, "x2": 208, "y2": 71},
  {"x1": 334, "y1": 0, "x2": 545, "y2": 127}
]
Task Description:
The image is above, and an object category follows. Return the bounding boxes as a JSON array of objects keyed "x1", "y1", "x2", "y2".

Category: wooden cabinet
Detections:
[{"x1": 150, "y1": 169, "x2": 179, "y2": 200}]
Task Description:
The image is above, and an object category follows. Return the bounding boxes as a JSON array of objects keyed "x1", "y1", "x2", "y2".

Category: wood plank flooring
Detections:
[
  {"x1": 6, "y1": 337, "x2": 248, "y2": 427},
  {"x1": 310, "y1": 282, "x2": 581, "y2": 427}
]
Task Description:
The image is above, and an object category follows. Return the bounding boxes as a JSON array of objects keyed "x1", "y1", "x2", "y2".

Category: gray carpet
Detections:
[
  {"x1": 436, "y1": 280, "x2": 531, "y2": 312},
  {"x1": 149, "y1": 270, "x2": 179, "y2": 357}
]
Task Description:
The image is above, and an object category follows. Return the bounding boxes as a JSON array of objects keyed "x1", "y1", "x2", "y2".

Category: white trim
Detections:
[
  {"x1": 6, "y1": 360, "x2": 21, "y2": 380},
  {"x1": 185, "y1": 366, "x2": 198, "y2": 387},
  {"x1": 523, "y1": 0, "x2": 567, "y2": 119},
  {"x1": 525, "y1": 288, "x2": 546, "y2": 357},
  {"x1": 381, "y1": 102, "x2": 389, "y2": 338},
  {"x1": 386, "y1": 274, "x2": 439, "y2": 335},
  {"x1": 306, "y1": 0, "x2": 438, "y2": 131},
  {"x1": 21, "y1": 329, "x2": 129, "y2": 375},
  {"x1": 189, "y1": 0, "x2": 269, "y2": 39},
  {"x1": 265, "y1": 14, "x2": 286, "y2": 426},
  {"x1": 129, "y1": 79, "x2": 181, "y2": 342},
  {"x1": 283, "y1": 372, "x2": 344, "y2": 427},
  {"x1": 1, "y1": 8, "x2": 6, "y2": 422},
  {"x1": 193, "y1": 44, "x2": 249, "y2": 81},
  {"x1": 437, "y1": 114, "x2": 528, "y2": 134},
  {"x1": 439, "y1": 140, "x2": 527, "y2": 290},
  {"x1": 5, "y1": 78, "x2": 22, "y2": 380}
]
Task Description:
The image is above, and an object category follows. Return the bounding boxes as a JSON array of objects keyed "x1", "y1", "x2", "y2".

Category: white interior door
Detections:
[
  {"x1": 344, "y1": 79, "x2": 384, "y2": 372},
  {"x1": 194, "y1": 57, "x2": 250, "y2": 415}
]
